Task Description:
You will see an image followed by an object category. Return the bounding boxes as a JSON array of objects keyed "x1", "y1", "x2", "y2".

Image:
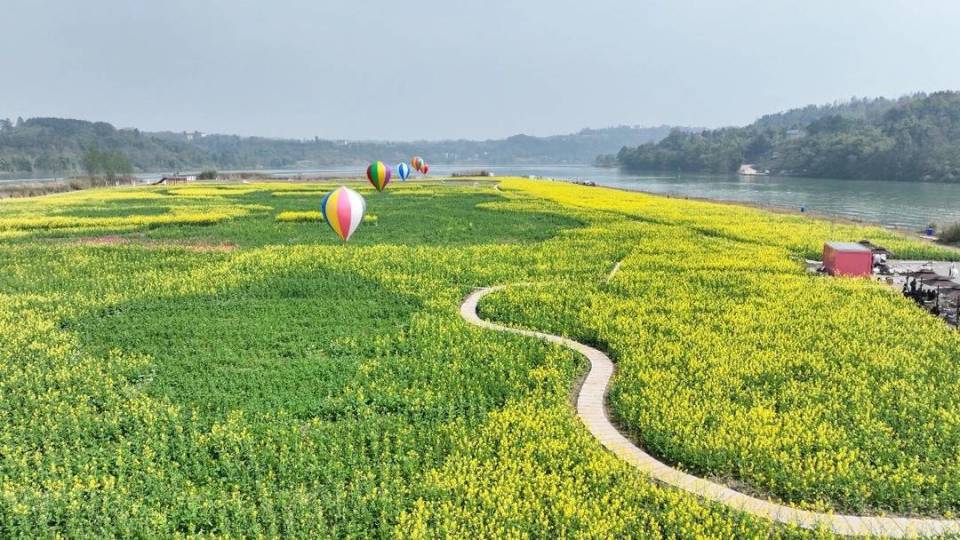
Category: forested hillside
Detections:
[
  {"x1": 0, "y1": 118, "x2": 209, "y2": 175},
  {"x1": 0, "y1": 117, "x2": 676, "y2": 176},
  {"x1": 614, "y1": 92, "x2": 960, "y2": 182},
  {"x1": 160, "y1": 125, "x2": 680, "y2": 169}
]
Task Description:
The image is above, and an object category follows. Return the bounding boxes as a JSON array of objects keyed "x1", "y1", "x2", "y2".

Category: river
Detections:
[
  {"x1": 424, "y1": 165, "x2": 959, "y2": 231},
  {"x1": 440, "y1": 165, "x2": 959, "y2": 232},
  {"x1": 5, "y1": 165, "x2": 959, "y2": 231}
]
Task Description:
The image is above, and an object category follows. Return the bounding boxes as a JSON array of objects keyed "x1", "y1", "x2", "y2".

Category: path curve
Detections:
[{"x1": 461, "y1": 286, "x2": 960, "y2": 538}]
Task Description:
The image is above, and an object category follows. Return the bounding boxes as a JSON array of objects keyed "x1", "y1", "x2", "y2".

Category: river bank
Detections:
[{"x1": 546, "y1": 177, "x2": 960, "y2": 252}]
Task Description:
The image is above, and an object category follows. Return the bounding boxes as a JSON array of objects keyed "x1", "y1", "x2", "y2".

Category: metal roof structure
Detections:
[{"x1": 825, "y1": 241, "x2": 872, "y2": 252}]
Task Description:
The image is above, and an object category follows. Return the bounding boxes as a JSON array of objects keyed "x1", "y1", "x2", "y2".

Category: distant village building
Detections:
[
  {"x1": 155, "y1": 174, "x2": 196, "y2": 185},
  {"x1": 451, "y1": 170, "x2": 495, "y2": 177},
  {"x1": 737, "y1": 164, "x2": 768, "y2": 176}
]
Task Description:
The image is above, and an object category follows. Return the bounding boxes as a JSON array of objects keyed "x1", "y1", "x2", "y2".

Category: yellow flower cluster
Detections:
[
  {"x1": 500, "y1": 178, "x2": 955, "y2": 261},
  {"x1": 0, "y1": 208, "x2": 248, "y2": 231},
  {"x1": 0, "y1": 185, "x2": 269, "y2": 235},
  {"x1": 275, "y1": 210, "x2": 325, "y2": 223},
  {"x1": 484, "y1": 179, "x2": 960, "y2": 516}
]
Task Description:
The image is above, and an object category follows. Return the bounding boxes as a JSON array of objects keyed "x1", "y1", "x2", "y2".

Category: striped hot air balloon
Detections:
[
  {"x1": 397, "y1": 162, "x2": 411, "y2": 181},
  {"x1": 411, "y1": 156, "x2": 425, "y2": 173},
  {"x1": 366, "y1": 161, "x2": 391, "y2": 192},
  {"x1": 420, "y1": 162, "x2": 429, "y2": 175},
  {"x1": 320, "y1": 186, "x2": 366, "y2": 242}
]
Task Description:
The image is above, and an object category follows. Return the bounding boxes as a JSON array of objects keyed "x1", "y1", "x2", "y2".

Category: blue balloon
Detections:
[{"x1": 397, "y1": 162, "x2": 411, "y2": 181}]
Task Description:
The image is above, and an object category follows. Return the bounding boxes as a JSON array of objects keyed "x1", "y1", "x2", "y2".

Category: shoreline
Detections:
[
  {"x1": 618, "y1": 167, "x2": 960, "y2": 185},
  {"x1": 552, "y1": 177, "x2": 960, "y2": 251}
]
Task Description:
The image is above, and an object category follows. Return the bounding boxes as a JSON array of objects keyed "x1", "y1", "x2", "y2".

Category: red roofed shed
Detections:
[{"x1": 823, "y1": 242, "x2": 872, "y2": 277}]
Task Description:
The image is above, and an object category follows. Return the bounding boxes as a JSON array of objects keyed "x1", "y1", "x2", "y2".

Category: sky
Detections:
[{"x1": 3, "y1": 0, "x2": 960, "y2": 140}]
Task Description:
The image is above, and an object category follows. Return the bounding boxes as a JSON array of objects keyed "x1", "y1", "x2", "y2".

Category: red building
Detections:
[{"x1": 823, "y1": 242, "x2": 873, "y2": 277}]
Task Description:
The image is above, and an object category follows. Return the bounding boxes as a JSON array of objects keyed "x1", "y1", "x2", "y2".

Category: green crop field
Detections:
[{"x1": 1, "y1": 179, "x2": 958, "y2": 537}]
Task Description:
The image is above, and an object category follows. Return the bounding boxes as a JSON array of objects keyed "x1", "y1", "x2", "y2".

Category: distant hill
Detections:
[
  {"x1": 152, "y1": 125, "x2": 681, "y2": 169},
  {"x1": 750, "y1": 96, "x2": 910, "y2": 129},
  {"x1": 0, "y1": 118, "x2": 680, "y2": 176},
  {"x1": 613, "y1": 92, "x2": 960, "y2": 182},
  {"x1": 0, "y1": 118, "x2": 209, "y2": 175}
]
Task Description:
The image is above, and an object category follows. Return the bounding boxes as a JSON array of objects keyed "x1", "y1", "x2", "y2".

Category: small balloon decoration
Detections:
[
  {"x1": 366, "y1": 161, "x2": 392, "y2": 192},
  {"x1": 411, "y1": 156, "x2": 425, "y2": 172},
  {"x1": 397, "y1": 162, "x2": 411, "y2": 181},
  {"x1": 320, "y1": 186, "x2": 366, "y2": 242}
]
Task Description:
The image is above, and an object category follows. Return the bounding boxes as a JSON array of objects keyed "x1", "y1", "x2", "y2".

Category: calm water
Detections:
[
  {"x1": 540, "y1": 167, "x2": 960, "y2": 231},
  {"x1": 6, "y1": 164, "x2": 960, "y2": 230},
  {"x1": 440, "y1": 165, "x2": 960, "y2": 231}
]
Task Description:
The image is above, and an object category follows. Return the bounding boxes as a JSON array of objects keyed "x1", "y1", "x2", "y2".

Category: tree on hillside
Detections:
[
  {"x1": 103, "y1": 152, "x2": 133, "y2": 181},
  {"x1": 82, "y1": 148, "x2": 104, "y2": 177},
  {"x1": 83, "y1": 147, "x2": 133, "y2": 181}
]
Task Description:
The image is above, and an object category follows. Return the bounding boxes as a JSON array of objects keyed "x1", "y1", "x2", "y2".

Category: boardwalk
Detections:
[{"x1": 461, "y1": 286, "x2": 960, "y2": 538}]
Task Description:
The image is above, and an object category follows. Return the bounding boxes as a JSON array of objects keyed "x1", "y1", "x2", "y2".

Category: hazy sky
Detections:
[{"x1": 3, "y1": 0, "x2": 960, "y2": 140}]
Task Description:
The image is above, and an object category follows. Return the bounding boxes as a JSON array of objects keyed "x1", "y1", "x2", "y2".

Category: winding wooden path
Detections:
[{"x1": 461, "y1": 286, "x2": 960, "y2": 538}]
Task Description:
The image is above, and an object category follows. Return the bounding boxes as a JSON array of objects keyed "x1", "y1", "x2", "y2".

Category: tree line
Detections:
[
  {"x1": 613, "y1": 92, "x2": 960, "y2": 182},
  {"x1": 0, "y1": 117, "x2": 677, "y2": 175}
]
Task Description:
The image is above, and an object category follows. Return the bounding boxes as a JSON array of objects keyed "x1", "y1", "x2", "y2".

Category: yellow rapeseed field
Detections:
[{"x1": 0, "y1": 178, "x2": 954, "y2": 536}]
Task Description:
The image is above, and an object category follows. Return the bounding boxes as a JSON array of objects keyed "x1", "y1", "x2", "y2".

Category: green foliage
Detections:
[
  {"x1": 752, "y1": 96, "x2": 910, "y2": 130},
  {"x1": 941, "y1": 222, "x2": 960, "y2": 244},
  {"x1": 617, "y1": 92, "x2": 960, "y2": 182},
  {"x1": 82, "y1": 147, "x2": 134, "y2": 180},
  {"x1": 593, "y1": 153, "x2": 619, "y2": 167},
  {"x1": 618, "y1": 127, "x2": 754, "y2": 173},
  {"x1": 0, "y1": 118, "x2": 210, "y2": 175},
  {"x1": 0, "y1": 179, "x2": 954, "y2": 535},
  {"x1": 198, "y1": 169, "x2": 218, "y2": 180}
]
